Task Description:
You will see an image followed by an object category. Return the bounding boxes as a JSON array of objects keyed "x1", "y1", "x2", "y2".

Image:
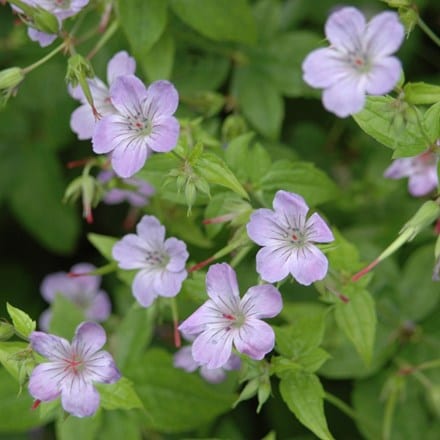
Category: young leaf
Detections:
[
  {"x1": 56, "y1": 409, "x2": 102, "y2": 440},
  {"x1": 279, "y1": 371, "x2": 334, "y2": 440},
  {"x1": 87, "y1": 233, "x2": 118, "y2": 262},
  {"x1": 334, "y1": 286, "x2": 376, "y2": 365},
  {"x1": 142, "y1": 31, "x2": 175, "y2": 81},
  {"x1": 49, "y1": 294, "x2": 85, "y2": 340},
  {"x1": 0, "y1": 341, "x2": 31, "y2": 381},
  {"x1": 96, "y1": 377, "x2": 144, "y2": 410},
  {"x1": 6, "y1": 303, "x2": 35, "y2": 338}
]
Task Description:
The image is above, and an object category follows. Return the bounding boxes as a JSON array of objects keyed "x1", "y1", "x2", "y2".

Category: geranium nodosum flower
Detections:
[
  {"x1": 178, "y1": 263, "x2": 282, "y2": 369},
  {"x1": 302, "y1": 7, "x2": 404, "y2": 117},
  {"x1": 70, "y1": 51, "x2": 136, "y2": 140},
  {"x1": 384, "y1": 149, "x2": 438, "y2": 197},
  {"x1": 112, "y1": 215, "x2": 189, "y2": 307},
  {"x1": 92, "y1": 75, "x2": 180, "y2": 178},
  {"x1": 246, "y1": 190, "x2": 334, "y2": 285},
  {"x1": 38, "y1": 263, "x2": 111, "y2": 331},
  {"x1": 28, "y1": 322, "x2": 121, "y2": 417}
]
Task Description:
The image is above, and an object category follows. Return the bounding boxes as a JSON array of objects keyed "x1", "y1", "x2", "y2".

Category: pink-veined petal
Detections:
[
  {"x1": 273, "y1": 190, "x2": 308, "y2": 230},
  {"x1": 240, "y1": 284, "x2": 282, "y2": 319},
  {"x1": 306, "y1": 213, "x2": 334, "y2": 243},
  {"x1": 27, "y1": 28, "x2": 58, "y2": 47},
  {"x1": 136, "y1": 215, "x2": 166, "y2": 250},
  {"x1": 110, "y1": 75, "x2": 147, "y2": 116},
  {"x1": 146, "y1": 116, "x2": 180, "y2": 152},
  {"x1": 92, "y1": 114, "x2": 126, "y2": 154},
  {"x1": 164, "y1": 237, "x2": 189, "y2": 272},
  {"x1": 107, "y1": 51, "x2": 136, "y2": 85},
  {"x1": 192, "y1": 328, "x2": 234, "y2": 369},
  {"x1": 288, "y1": 246, "x2": 329, "y2": 286},
  {"x1": 178, "y1": 301, "x2": 217, "y2": 335},
  {"x1": 234, "y1": 319, "x2": 275, "y2": 360},
  {"x1": 84, "y1": 350, "x2": 121, "y2": 384},
  {"x1": 112, "y1": 234, "x2": 149, "y2": 269},
  {"x1": 70, "y1": 104, "x2": 95, "y2": 140},
  {"x1": 28, "y1": 363, "x2": 62, "y2": 401},
  {"x1": 144, "y1": 80, "x2": 179, "y2": 116},
  {"x1": 69, "y1": 263, "x2": 100, "y2": 293},
  {"x1": 61, "y1": 380, "x2": 100, "y2": 418},
  {"x1": 200, "y1": 366, "x2": 227, "y2": 384},
  {"x1": 40, "y1": 272, "x2": 76, "y2": 302},
  {"x1": 365, "y1": 56, "x2": 402, "y2": 95},
  {"x1": 206, "y1": 263, "x2": 240, "y2": 303},
  {"x1": 132, "y1": 270, "x2": 158, "y2": 307},
  {"x1": 73, "y1": 322, "x2": 106, "y2": 353},
  {"x1": 408, "y1": 172, "x2": 438, "y2": 197},
  {"x1": 111, "y1": 137, "x2": 149, "y2": 178},
  {"x1": 246, "y1": 208, "x2": 286, "y2": 247},
  {"x1": 30, "y1": 332, "x2": 70, "y2": 360},
  {"x1": 255, "y1": 246, "x2": 291, "y2": 283},
  {"x1": 153, "y1": 268, "x2": 187, "y2": 297}
]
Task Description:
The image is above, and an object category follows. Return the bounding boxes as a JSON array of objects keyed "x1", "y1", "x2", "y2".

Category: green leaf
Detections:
[
  {"x1": 49, "y1": 294, "x2": 85, "y2": 339},
  {"x1": 424, "y1": 101, "x2": 440, "y2": 143},
  {"x1": 404, "y1": 82, "x2": 440, "y2": 105},
  {"x1": 353, "y1": 96, "x2": 431, "y2": 158},
  {"x1": 96, "y1": 377, "x2": 144, "y2": 411},
  {"x1": 87, "y1": 233, "x2": 118, "y2": 262},
  {"x1": 6, "y1": 303, "x2": 35, "y2": 338},
  {"x1": 196, "y1": 152, "x2": 249, "y2": 199},
  {"x1": 0, "y1": 368, "x2": 55, "y2": 433},
  {"x1": 334, "y1": 285, "x2": 376, "y2": 365},
  {"x1": 142, "y1": 31, "x2": 175, "y2": 81},
  {"x1": 233, "y1": 67, "x2": 283, "y2": 140},
  {"x1": 96, "y1": 410, "x2": 142, "y2": 440},
  {"x1": 117, "y1": 0, "x2": 168, "y2": 59},
  {"x1": 9, "y1": 144, "x2": 80, "y2": 254},
  {"x1": 0, "y1": 342, "x2": 31, "y2": 382},
  {"x1": 171, "y1": 0, "x2": 256, "y2": 44},
  {"x1": 56, "y1": 410, "x2": 102, "y2": 440},
  {"x1": 260, "y1": 160, "x2": 338, "y2": 206},
  {"x1": 113, "y1": 303, "x2": 156, "y2": 371},
  {"x1": 125, "y1": 348, "x2": 235, "y2": 432},
  {"x1": 279, "y1": 371, "x2": 334, "y2": 440}
]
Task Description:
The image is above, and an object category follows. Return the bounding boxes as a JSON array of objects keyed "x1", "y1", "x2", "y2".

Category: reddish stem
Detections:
[
  {"x1": 31, "y1": 400, "x2": 41, "y2": 411},
  {"x1": 173, "y1": 321, "x2": 181, "y2": 348},
  {"x1": 351, "y1": 259, "x2": 379, "y2": 282},
  {"x1": 188, "y1": 256, "x2": 215, "y2": 273},
  {"x1": 66, "y1": 158, "x2": 91, "y2": 169}
]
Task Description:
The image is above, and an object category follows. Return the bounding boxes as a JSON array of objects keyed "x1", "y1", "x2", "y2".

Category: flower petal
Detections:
[
  {"x1": 234, "y1": 319, "x2": 275, "y2": 360},
  {"x1": 111, "y1": 137, "x2": 149, "y2": 178},
  {"x1": 384, "y1": 158, "x2": 413, "y2": 179},
  {"x1": 73, "y1": 322, "x2": 106, "y2": 354},
  {"x1": 200, "y1": 366, "x2": 227, "y2": 384},
  {"x1": 173, "y1": 346, "x2": 199, "y2": 372},
  {"x1": 255, "y1": 246, "x2": 291, "y2": 283},
  {"x1": 27, "y1": 28, "x2": 58, "y2": 47},
  {"x1": 273, "y1": 190, "x2": 308, "y2": 229},
  {"x1": 69, "y1": 263, "x2": 100, "y2": 293},
  {"x1": 61, "y1": 380, "x2": 100, "y2": 417},
  {"x1": 288, "y1": 246, "x2": 329, "y2": 286},
  {"x1": 147, "y1": 116, "x2": 180, "y2": 153},
  {"x1": 408, "y1": 172, "x2": 438, "y2": 197},
  {"x1": 246, "y1": 208, "x2": 286, "y2": 247},
  {"x1": 206, "y1": 263, "x2": 240, "y2": 303},
  {"x1": 107, "y1": 51, "x2": 136, "y2": 85},
  {"x1": 132, "y1": 270, "x2": 158, "y2": 307},
  {"x1": 322, "y1": 75, "x2": 365, "y2": 117},
  {"x1": 240, "y1": 284, "x2": 283, "y2": 319},
  {"x1": 70, "y1": 104, "x2": 95, "y2": 140},
  {"x1": 112, "y1": 234, "x2": 149, "y2": 269},
  {"x1": 365, "y1": 57, "x2": 402, "y2": 95},
  {"x1": 306, "y1": 213, "x2": 334, "y2": 243},
  {"x1": 364, "y1": 11, "x2": 404, "y2": 58},
  {"x1": 178, "y1": 301, "x2": 217, "y2": 335},
  {"x1": 84, "y1": 350, "x2": 121, "y2": 384},
  {"x1": 30, "y1": 332, "x2": 70, "y2": 360},
  {"x1": 325, "y1": 7, "x2": 366, "y2": 51},
  {"x1": 92, "y1": 114, "x2": 125, "y2": 154},
  {"x1": 40, "y1": 272, "x2": 75, "y2": 303},
  {"x1": 28, "y1": 363, "x2": 62, "y2": 401},
  {"x1": 110, "y1": 75, "x2": 147, "y2": 116},
  {"x1": 38, "y1": 309, "x2": 52, "y2": 332},
  {"x1": 192, "y1": 328, "x2": 234, "y2": 369},
  {"x1": 144, "y1": 80, "x2": 179, "y2": 116},
  {"x1": 164, "y1": 237, "x2": 189, "y2": 271},
  {"x1": 86, "y1": 291, "x2": 111, "y2": 322},
  {"x1": 136, "y1": 215, "x2": 166, "y2": 250},
  {"x1": 153, "y1": 269, "x2": 187, "y2": 297}
]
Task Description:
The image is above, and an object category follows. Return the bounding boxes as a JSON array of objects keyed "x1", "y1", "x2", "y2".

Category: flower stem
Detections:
[
  {"x1": 86, "y1": 20, "x2": 119, "y2": 60},
  {"x1": 417, "y1": 16, "x2": 440, "y2": 48},
  {"x1": 170, "y1": 298, "x2": 181, "y2": 348},
  {"x1": 22, "y1": 42, "x2": 67, "y2": 74},
  {"x1": 382, "y1": 387, "x2": 398, "y2": 440}
]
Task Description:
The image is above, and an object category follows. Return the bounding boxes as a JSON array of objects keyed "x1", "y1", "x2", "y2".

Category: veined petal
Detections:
[
  {"x1": 27, "y1": 28, "x2": 58, "y2": 47},
  {"x1": 153, "y1": 268, "x2": 187, "y2": 297},
  {"x1": 408, "y1": 172, "x2": 438, "y2": 197},
  {"x1": 288, "y1": 246, "x2": 329, "y2": 286},
  {"x1": 61, "y1": 380, "x2": 100, "y2": 418},
  {"x1": 364, "y1": 11, "x2": 404, "y2": 58},
  {"x1": 111, "y1": 137, "x2": 149, "y2": 178},
  {"x1": 384, "y1": 158, "x2": 413, "y2": 179},
  {"x1": 322, "y1": 74, "x2": 365, "y2": 117},
  {"x1": 112, "y1": 234, "x2": 150, "y2": 269},
  {"x1": 234, "y1": 319, "x2": 275, "y2": 360},
  {"x1": 147, "y1": 116, "x2": 180, "y2": 152},
  {"x1": 30, "y1": 332, "x2": 70, "y2": 360},
  {"x1": 173, "y1": 346, "x2": 199, "y2": 372},
  {"x1": 132, "y1": 270, "x2": 158, "y2": 307},
  {"x1": 144, "y1": 80, "x2": 179, "y2": 116},
  {"x1": 28, "y1": 363, "x2": 62, "y2": 401},
  {"x1": 302, "y1": 48, "x2": 349, "y2": 88},
  {"x1": 178, "y1": 301, "x2": 218, "y2": 335},
  {"x1": 164, "y1": 237, "x2": 189, "y2": 271},
  {"x1": 84, "y1": 351, "x2": 121, "y2": 384},
  {"x1": 107, "y1": 51, "x2": 136, "y2": 85},
  {"x1": 136, "y1": 215, "x2": 166, "y2": 250},
  {"x1": 206, "y1": 263, "x2": 240, "y2": 303},
  {"x1": 70, "y1": 104, "x2": 95, "y2": 140},
  {"x1": 256, "y1": 246, "x2": 291, "y2": 283},
  {"x1": 92, "y1": 114, "x2": 127, "y2": 154},
  {"x1": 110, "y1": 75, "x2": 147, "y2": 116},
  {"x1": 240, "y1": 284, "x2": 282, "y2": 319},
  {"x1": 192, "y1": 328, "x2": 234, "y2": 369},
  {"x1": 365, "y1": 57, "x2": 402, "y2": 95},
  {"x1": 325, "y1": 7, "x2": 366, "y2": 52},
  {"x1": 273, "y1": 190, "x2": 308, "y2": 229},
  {"x1": 306, "y1": 213, "x2": 334, "y2": 243},
  {"x1": 73, "y1": 322, "x2": 106, "y2": 354},
  {"x1": 246, "y1": 208, "x2": 286, "y2": 247}
]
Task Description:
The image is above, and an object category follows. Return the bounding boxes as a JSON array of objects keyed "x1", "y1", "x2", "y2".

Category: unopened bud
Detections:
[
  {"x1": 0, "y1": 321, "x2": 14, "y2": 341},
  {"x1": 257, "y1": 377, "x2": 271, "y2": 413},
  {"x1": 404, "y1": 82, "x2": 440, "y2": 105},
  {"x1": 0, "y1": 67, "x2": 25, "y2": 90},
  {"x1": 32, "y1": 7, "x2": 59, "y2": 35},
  {"x1": 398, "y1": 6, "x2": 418, "y2": 34},
  {"x1": 383, "y1": 0, "x2": 411, "y2": 7},
  {"x1": 233, "y1": 378, "x2": 259, "y2": 407}
]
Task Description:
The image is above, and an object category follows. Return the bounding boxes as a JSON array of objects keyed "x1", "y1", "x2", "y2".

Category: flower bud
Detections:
[
  {"x1": 0, "y1": 67, "x2": 25, "y2": 90},
  {"x1": 32, "y1": 7, "x2": 59, "y2": 35},
  {"x1": 0, "y1": 321, "x2": 14, "y2": 341},
  {"x1": 398, "y1": 6, "x2": 418, "y2": 34},
  {"x1": 404, "y1": 82, "x2": 440, "y2": 105}
]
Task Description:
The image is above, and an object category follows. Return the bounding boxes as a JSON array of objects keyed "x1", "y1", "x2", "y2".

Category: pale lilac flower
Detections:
[
  {"x1": 174, "y1": 345, "x2": 241, "y2": 384},
  {"x1": 302, "y1": 7, "x2": 404, "y2": 117},
  {"x1": 112, "y1": 215, "x2": 189, "y2": 307},
  {"x1": 28, "y1": 322, "x2": 121, "y2": 417},
  {"x1": 70, "y1": 51, "x2": 136, "y2": 140},
  {"x1": 92, "y1": 75, "x2": 180, "y2": 178},
  {"x1": 39, "y1": 263, "x2": 111, "y2": 331},
  {"x1": 98, "y1": 169, "x2": 155, "y2": 207},
  {"x1": 178, "y1": 263, "x2": 282, "y2": 369},
  {"x1": 384, "y1": 150, "x2": 438, "y2": 197},
  {"x1": 246, "y1": 190, "x2": 334, "y2": 286},
  {"x1": 12, "y1": 0, "x2": 89, "y2": 47}
]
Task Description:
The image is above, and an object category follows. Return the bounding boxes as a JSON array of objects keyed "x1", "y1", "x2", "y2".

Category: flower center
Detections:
[
  {"x1": 222, "y1": 312, "x2": 246, "y2": 328},
  {"x1": 287, "y1": 226, "x2": 308, "y2": 247},
  {"x1": 54, "y1": 0, "x2": 70, "y2": 8},
  {"x1": 145, "y1": 250, "x2": 169, "y2": 267},
  {"x1": 126, "y1": 112, "x2": 151, "y2": 136},
  {"x1": 65, "y1": 354, "x2": 83, "y2": 375},
  {"x1": 348, "y1": 52, "x2": 370, "y2": 73}
]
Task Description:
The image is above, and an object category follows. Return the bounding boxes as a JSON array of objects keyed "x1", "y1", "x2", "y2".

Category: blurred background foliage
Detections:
[{"x1": 0, "y1": 0, "x2": 440, "y2": 438}]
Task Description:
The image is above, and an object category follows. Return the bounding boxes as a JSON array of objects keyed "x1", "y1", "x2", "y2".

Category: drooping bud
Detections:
[
  {"x1": 404, "y1": 82, "x2": 440, "y2": 105},
  {"x1": 0, "y1": 67, "x2": 25, "y2": 108},
  {"x1": 9, "y1": 1, "x2": 59, "y2": 34}
]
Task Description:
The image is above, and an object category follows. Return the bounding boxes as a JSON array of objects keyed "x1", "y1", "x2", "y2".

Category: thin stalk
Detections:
[
  {"x1": 417, "y1": 16, "x2": 440, "y2": 48},
  {"x1": 382, "y1": 389, "x2": 398, "y2": 440},
  {"x1": 22, "y1": 42, "x2": 66, "y2": 74},
  {"x1": 87, "y1": 20, "x2": 119, "y2": 60}
]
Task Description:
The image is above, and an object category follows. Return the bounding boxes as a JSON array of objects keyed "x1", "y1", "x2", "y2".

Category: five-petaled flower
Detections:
[
  {"x1": 28, "y1": 322, "x2": 121, "y2": 417},
  {"x1": 112, "y1": 215, "x2": 189, "y2": 307},
  {"x1": 384, "y1": 149, "x2": 439, "y2": 197},
  {"x1": 246, "y1": 190, "x2": 334, "y2": 285},
  {"x1": 178, "y1": 263, "x2": 282, "y2": 369},
  {"x1": 38, "y1": 263, "x2": 111, "y2": 331},
  {"x1": 92, "y1": 75, "x2": 180, "y2": 178},
  {"x1": 70, "y1": 51, "x2": 136, "y2": 140},
  {"x1": 302, "y1": 6, "x2": 404, "y2": 117}
]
